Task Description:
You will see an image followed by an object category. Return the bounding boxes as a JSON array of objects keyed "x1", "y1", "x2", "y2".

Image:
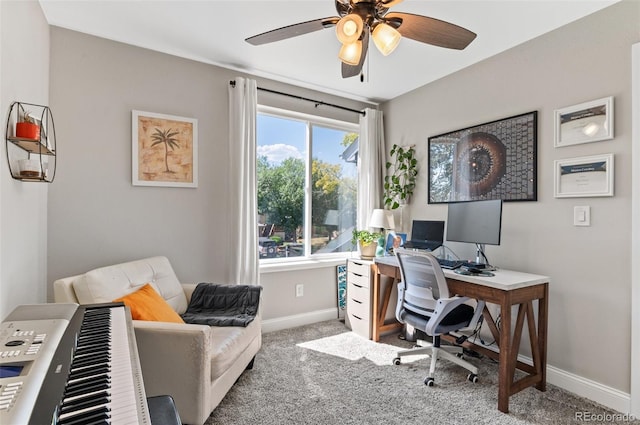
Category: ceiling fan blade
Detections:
[
  {"x1": 385, "y1": 12, "x2": 476, "y2": 50},
  {"x1": 246, "y1": 17, "x2": 339, "y2": 46},
  {"x1": 342, "y1": 30, "x2": 369, "y2": 78},
  {"x1": 379, "y1": 0, "x2": 404, "y2": 7}
]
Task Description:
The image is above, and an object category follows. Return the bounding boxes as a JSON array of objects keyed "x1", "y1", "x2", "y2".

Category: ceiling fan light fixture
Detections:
[
  {"x1": 338, "y1": 40, "x2": 362, "y2": 65},
  {"x1": 372, "y1": 22, "x2": 401, "y2": 56},
  {"x1": 336, "y1": 14, "x2": 364, "y2": 44}
]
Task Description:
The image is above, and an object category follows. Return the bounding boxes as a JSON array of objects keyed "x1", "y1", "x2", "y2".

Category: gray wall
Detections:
[
  {"x1": 47, "y1": 28, "x2": 371, "y2": 321},
  {"x1": 43, "y1": 0, "x2": 638, "y2": 402},
  {"x1": 382, "y1": 0, "x2": 639, "y2": 393},
  {"x1": 0, "y1": 1, "x2": 50, "y2": 320}
]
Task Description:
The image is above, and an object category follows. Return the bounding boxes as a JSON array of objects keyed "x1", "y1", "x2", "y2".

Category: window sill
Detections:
[{"x1": 259, "y1": 255, "x2": 353, "y2": 274}]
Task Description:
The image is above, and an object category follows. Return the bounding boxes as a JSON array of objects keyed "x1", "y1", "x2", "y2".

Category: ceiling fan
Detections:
[{"x1": 245, "y1": 0, "x2": 477, "y2": 79}]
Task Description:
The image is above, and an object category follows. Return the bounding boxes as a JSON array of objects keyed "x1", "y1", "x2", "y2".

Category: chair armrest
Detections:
[
  {"x1": 425, "y1": 296, "x2": 472, "y2": 335},
  {"x1": 181, "y1": 283, "x2": 197, "y2": 303},
  {"x1": 53, "y1": 275, "x2": 82, "y2": 303},
  {"x1": 132, "y1": 321, "x2": 212, "y2": 421}
]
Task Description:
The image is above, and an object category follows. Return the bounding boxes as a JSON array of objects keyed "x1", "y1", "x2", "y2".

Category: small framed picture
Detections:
[
  {"x1": 554, "y1": 97, "x2": 614, "y2": 147},
  {"x1": 132, "y1": 110, "x2": 198, "y2": 188},
  {"x1": 385, "y1": 232, "x2": 407, "y2": 255},
  {"x1": 554, "y1": 154, "x2": 614, "y2": 198}
]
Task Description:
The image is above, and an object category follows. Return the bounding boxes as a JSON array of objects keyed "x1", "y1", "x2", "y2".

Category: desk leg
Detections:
[
  {"x1": 498, "y1": 298, "x2": 513, "y2": 414},
  {"x1": 372, "y1": 267, "x2": 381, "y2": 342},
  {"x1": 536, "y1": 283, "x2": 549, "y2": 391}
]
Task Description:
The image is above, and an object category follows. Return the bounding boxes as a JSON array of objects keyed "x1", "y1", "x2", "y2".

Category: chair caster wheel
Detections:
[
  {"x1": 467, "y1": 373, "x2": 478, "y2": 383},
  {"x1": 393, "y1": 357, "x2": 401, "y2": 365},
  {"x1": 424, "y1": 377, "x2": 435, "y2": 387},
  {"x1": 456, "y1": 352, "x2": 464, "y2": 358}
]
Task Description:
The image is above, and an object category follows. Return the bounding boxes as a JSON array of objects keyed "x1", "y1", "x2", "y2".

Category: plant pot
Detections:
[
  {"x1": 359, "y1": 241, "x2": 377, "y2": 260},
  {"x1": 16, "y1": 122, "x2": 40, "y2": 140}
]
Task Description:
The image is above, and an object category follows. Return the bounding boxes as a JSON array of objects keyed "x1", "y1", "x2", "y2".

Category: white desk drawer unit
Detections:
[{"x1": 345, "y1": 259, "x2": 374, "y2": 339}]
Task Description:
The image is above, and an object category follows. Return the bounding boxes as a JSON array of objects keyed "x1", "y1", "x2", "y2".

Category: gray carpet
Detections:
[{"x1": 206, "y1": 320, "x2": 637, "y2": 424}]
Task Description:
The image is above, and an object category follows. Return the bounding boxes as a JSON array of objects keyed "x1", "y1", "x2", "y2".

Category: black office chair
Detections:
[{"x1": 392, "y1": 248, "x2": 485, "y2": 386}]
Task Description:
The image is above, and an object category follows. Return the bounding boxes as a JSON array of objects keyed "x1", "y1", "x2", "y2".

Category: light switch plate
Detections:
[{"x1": 573, "y1": 206, "x2": 591, "y2": 226}]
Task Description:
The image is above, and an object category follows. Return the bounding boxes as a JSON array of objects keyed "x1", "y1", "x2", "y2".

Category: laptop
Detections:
[{"x1": 403, "y1": 220, "x2": 445, "y2": 251}]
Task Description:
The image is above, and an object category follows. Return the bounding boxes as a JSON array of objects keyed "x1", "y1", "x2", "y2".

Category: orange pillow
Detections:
[{"x1": 114, "y1": 283, "x2": 184, "y2": 324}]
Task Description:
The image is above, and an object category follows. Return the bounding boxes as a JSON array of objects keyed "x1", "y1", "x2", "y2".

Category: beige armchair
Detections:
[{"x1": 53, "y1": 256, "x2": 261, "y2": 425}]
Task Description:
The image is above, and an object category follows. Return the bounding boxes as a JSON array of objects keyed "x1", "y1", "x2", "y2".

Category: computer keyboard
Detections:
[{"x1": 437, "y1": 258, "x2": 465, "y2": 269}]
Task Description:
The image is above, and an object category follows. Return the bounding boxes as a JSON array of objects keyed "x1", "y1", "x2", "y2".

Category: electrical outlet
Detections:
[{"x1": 295, "y1": 284, "x2": 304, "y2": 297}]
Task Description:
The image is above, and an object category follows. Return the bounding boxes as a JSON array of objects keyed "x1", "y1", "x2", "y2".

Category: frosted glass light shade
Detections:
[
  {"x1": 372, "y1": 23, "x2": 401, "y2": 56},
  {"x1": 339, "y1": 40, "x2": 362, "y2": 65},
  {"x1": 336, "y1": 14, "x2": 364, "y2": 44}
]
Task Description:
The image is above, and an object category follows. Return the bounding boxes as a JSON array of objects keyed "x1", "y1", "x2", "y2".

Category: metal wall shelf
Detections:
[{"x1": 4, "y1": 101, "x2": 56, "y2": 182}]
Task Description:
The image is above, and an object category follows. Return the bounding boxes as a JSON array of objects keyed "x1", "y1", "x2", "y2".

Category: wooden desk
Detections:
[{"x1": 373, "y1": 256, "x2": 549, "y2": 414}]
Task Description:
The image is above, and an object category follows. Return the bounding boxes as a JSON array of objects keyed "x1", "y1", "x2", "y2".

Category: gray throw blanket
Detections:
[{"x1": 181, "y1": 283, "x2": 262, "y2": 327}]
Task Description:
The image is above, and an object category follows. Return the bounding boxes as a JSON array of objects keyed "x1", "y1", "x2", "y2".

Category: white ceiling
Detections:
[{"x1": 39, "y1": 0, "x2": 619, "y2": 104}]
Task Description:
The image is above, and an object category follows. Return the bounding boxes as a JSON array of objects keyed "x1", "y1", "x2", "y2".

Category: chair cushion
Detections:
[
  {"x1": 209, "y1": 319, "x2": 260, "y2": 381},
  {"x1": 403, "y1": 303, "x2": 475, "y2": 335},
  {"x1": 441, "y1": 303, "x2": 474, "y2": 326},
  {"x1": 114, "y1": 283, "x2": 185, "y2": 324},
  {"x1": 71, "y1": 256, "x2": 188, "y2": 314}
]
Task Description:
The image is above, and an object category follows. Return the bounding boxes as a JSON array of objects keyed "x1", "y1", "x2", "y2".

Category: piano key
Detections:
[{"x1": 58, "y1": 406, "x2": 111, "y2": 425}]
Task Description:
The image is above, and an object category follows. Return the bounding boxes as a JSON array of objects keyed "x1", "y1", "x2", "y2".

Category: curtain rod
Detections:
[{"x1": 229, "y1": 80, "x2": 365, "y2": 116}]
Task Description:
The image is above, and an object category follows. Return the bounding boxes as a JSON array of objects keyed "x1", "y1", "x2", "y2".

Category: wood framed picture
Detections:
[
  {"x1": 428, "y1": 111, "x2": 537, "y2": 203},
  {"x1": 554, "y1": 154, "x2": 614, "y2": 198},
  {"x1": 132, "y1": 110, "x2": 198, "y2": 188},
  {"x1": 554, "y1": 96, "x2": 614, "y2": 147}
]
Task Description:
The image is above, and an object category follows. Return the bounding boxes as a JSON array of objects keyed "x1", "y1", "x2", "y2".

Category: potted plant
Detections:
[
  {"x1": 352, "y1": 229, "x2": 382, "y2": 260},
  {"x1": 16, "y1": 109, "x2": 40, "y2": 140},
  {"x1": 383, "y1": 144, "x2": 418, "y2": 209}
]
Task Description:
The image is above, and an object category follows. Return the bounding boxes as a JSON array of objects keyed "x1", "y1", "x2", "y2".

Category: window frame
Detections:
[{"x1": 257, "y1": 105, "x2": 359, "y2": 265}]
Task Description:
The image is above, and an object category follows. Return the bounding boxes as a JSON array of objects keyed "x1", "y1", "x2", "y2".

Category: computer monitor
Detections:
[{"x1": 446, "y1": 199, "x2": 503, "y2": 266}]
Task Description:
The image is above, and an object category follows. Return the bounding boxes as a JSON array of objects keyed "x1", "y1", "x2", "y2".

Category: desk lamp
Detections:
[{"x1": 368, "y1": 209, "x2": 395, "y2": 257}]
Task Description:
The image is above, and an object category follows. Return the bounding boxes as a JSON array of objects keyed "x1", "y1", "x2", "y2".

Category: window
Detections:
[{"x1": 257, "y1": 106, "x2": 359, "y2": 261}]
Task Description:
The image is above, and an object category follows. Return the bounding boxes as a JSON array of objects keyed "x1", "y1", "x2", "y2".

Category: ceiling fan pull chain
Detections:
[{"x1": 361, "y1": 48, "x2": 369, "y2": 83}]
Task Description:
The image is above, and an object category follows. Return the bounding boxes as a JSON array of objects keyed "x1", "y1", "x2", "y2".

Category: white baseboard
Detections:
[
  {"x1": 262, "y1": 308, "x2": 338, "y2": 333},
  {"x1": 511, "y1": 352, "x2": 631, "y2": 414},
  {"x1": 545, "y1": 362, "x2": 631, "y2": 414}
]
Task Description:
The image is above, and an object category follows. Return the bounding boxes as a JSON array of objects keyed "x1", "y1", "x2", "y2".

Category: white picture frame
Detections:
[
  {"x1": 554, "y1": 96, "x2": 614, "y2": 147},
  {"x1": 554, "y1": 154, "x2": 614, "y2": 198},
  {"x1": 132, "y1": 110, "x2": 198, "y2": 188}
]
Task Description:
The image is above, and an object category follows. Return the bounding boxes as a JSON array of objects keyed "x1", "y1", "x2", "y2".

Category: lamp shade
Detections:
[
  {"x1": 372, "y1": 22, "x2": 401, "y2": 56},
  {"x1": 368, "y1": 209, "x2": 395, "y2": 230},
  {"x1": 336, "y1": 14, "x2": 364, "y2": 44},
  {"x1": 338, "y1": 40, "x2": 362, "y2": 65}
]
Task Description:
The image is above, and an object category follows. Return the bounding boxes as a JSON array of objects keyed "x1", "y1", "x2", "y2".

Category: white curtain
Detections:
[
  {"x1": 357, "y1": 108, "x2": 386, "y2": 229},
  {"x1": 228, "y1": 77, "x2": 259, "y2": 285}
]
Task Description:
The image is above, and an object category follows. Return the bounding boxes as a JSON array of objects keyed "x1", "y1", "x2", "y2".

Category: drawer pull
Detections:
[
  {"x1": 352, "y1": 314, "x2": 363, "y2": 320},
  {"x1": 352, "y1": 284, "x2": 364, "y2": 289},
  {"x1": 350, "y1": 299, "x2": 362, "y2": 304}
]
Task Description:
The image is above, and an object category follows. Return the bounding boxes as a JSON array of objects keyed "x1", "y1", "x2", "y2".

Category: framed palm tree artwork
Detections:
[{"x1": 132, "y1": 110, "x2": 198, "y2": 187}]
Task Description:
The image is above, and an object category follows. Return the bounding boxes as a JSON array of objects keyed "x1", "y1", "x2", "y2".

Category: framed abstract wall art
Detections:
[
  {"x1": 554, "y1": 97, "x2": 614, "y2": 148},
  {"x1": 132, "y1": 110, "x2": 198, "y2": 188},
  {"x1": 428, "y1": 111, "x2": 537, "y2": 203}
]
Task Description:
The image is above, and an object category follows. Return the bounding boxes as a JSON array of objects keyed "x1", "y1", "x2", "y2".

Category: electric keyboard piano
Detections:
[{"x1": 0, "y1": 303, "x2": 151, "y2": 425}]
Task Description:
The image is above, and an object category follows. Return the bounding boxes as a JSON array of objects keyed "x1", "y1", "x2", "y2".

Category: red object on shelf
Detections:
[{"x1": 15, "y1": 122, "x2": 40, "y2": 140}]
